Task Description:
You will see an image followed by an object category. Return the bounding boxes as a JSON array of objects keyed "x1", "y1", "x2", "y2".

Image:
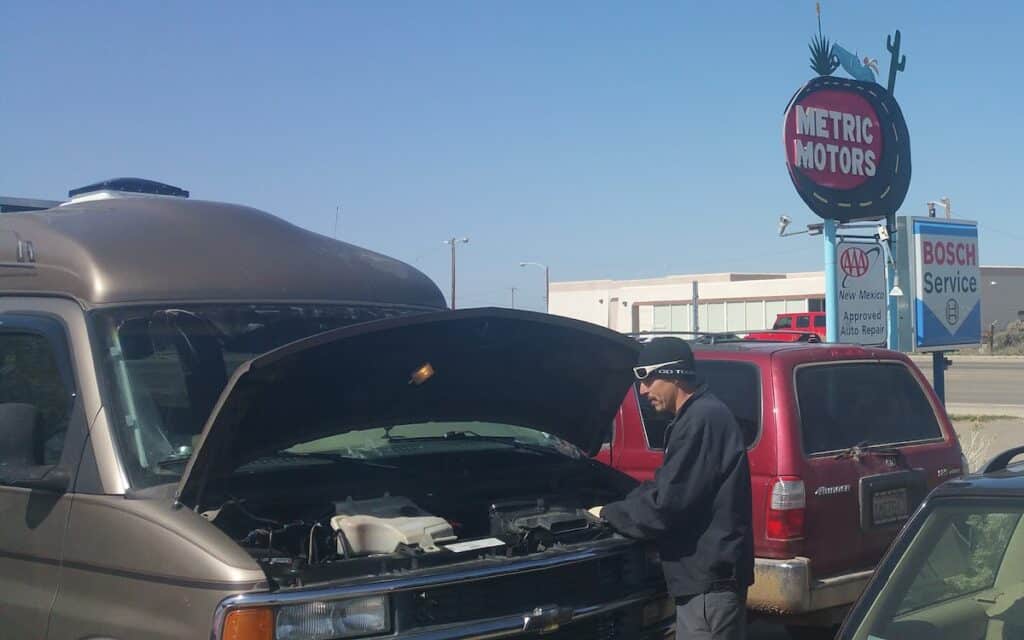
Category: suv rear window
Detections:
[
  {"x1": 796, "y1": 362, "x2": 942, "y2": 456},
  {"x1": 813, "y1": 315, "x2": 826, "y2": 328},
  {"x1": 638, "y1": 360, "x2": 760, "y2": 449}
]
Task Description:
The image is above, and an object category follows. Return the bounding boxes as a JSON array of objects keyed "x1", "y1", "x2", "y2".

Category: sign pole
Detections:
[
  {"x1": 886, "y1": 214, "x2": 900, "y2": 349},
  {"x1": 932, "y1": 351, "x2": 946, "y2": 405},
  {"x1": 824, "y1": 219, "x2": 839, "y2": 342}
]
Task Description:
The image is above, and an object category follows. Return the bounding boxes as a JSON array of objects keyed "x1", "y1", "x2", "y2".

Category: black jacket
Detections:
[{"x1": 601, "y1": 385, "x2": 754, "y2": 597}]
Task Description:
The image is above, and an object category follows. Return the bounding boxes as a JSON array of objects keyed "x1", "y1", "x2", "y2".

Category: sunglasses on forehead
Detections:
[{"x1": 633, "y1": 359, "x2": 695, "y2": 380}]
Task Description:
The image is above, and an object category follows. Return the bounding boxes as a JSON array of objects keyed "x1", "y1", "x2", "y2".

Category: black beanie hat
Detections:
[{"x1": 636, "y1": 337, "x2": 697, "y2": 379}]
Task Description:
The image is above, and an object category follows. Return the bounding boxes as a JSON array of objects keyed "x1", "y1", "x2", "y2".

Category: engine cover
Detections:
[{"x1": 332, "y1": 496, "x2": 456, "y2": 555}]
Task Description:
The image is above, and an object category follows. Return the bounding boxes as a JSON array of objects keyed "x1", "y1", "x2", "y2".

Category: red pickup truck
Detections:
[{"x1": 595, "y1": 337, "x2": 966, "y2": 637}]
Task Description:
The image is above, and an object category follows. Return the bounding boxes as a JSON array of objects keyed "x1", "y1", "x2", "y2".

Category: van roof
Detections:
[{"x1": 0, "y1": 196, "x2": 446, "y2": 309}]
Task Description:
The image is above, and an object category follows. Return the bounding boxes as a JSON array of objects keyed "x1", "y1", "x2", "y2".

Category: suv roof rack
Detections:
[
  {"x1": 626, "y1": 330, "x2": 825, "y2": 345},
  {"x1": 624, "y1": 331, "x2": 745, "y2": 345},
  {"x1": 981, "y1": 445, "x2": 1024, "y2": 474}
]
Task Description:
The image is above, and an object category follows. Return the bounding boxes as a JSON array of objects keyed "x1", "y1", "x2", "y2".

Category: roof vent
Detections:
[{"x1": 66, "y1": 178, "x2": 189, "y2": 203}]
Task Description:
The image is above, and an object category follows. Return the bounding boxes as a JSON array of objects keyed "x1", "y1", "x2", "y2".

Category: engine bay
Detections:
[{"x1": 205, "y1": 456, "x2": 629, "y2": 588}]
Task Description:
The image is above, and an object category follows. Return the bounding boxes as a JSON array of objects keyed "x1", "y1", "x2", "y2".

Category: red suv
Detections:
[
  {"x1": 595, "y1": 337, "x2": 967, "y2": 636},
  {"x1": 746, "y1": 312, "x2": 827, "y2": 342}
]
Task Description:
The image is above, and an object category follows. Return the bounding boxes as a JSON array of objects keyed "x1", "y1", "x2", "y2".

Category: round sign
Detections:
[{"x1": 783, "y1": 77, "x2": 911, "y2": 222}]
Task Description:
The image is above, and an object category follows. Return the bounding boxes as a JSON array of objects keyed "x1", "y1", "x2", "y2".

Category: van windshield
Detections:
[{"x1": 90, "y1": 304, "x2": 427, "y2": 488}]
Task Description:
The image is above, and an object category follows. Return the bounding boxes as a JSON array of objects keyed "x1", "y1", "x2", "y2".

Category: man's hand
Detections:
[{"x1": 588, "y1": 506, "x2": 604, "y2": 519}]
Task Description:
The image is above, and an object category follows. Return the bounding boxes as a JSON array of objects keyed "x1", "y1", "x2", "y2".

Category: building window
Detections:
[
  {"x1": 670, "y1": 304, "x2": 691, "y2": 332},
  {"x1": 653, "y1": 305, "x2": 670, "y2": 331},
  {"x1": 726, "y1": 301, "x2": 745, "y2": 332},
  {"x1": 707, "y1": 303, "x2": 726, "y2": 333},
  {"x1": 746, "y1": 301, "x2": 766, "y2": 330},
  {"x1": 786, "y1": 299, "x2": 807, "y2": 313}
]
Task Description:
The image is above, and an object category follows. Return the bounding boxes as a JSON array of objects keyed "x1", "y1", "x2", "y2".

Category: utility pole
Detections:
[
  {"x1": 691, "y1": 280, "x2": 700, "y2": 332},
  {"x1": 519, "y1": 262, "x2": 550, "y2": 313},
  {"x1": 443, "y1": 237, "x2": 469, "y2": 309}
]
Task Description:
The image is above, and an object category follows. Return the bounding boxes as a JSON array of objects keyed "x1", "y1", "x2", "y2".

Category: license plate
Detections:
[{"x1": 872, "y1": 488, "x2": 909, "y2": 526}]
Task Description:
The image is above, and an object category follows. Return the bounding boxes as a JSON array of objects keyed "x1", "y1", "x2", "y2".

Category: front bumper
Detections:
[{"x1": 747, "y1": 557, "x2": 873, "y2": 616}]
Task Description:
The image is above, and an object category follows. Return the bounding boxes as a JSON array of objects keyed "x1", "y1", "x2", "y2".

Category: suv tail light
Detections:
[{"x1": 767, "y1": 476, "x2": 806, "y2": 540}]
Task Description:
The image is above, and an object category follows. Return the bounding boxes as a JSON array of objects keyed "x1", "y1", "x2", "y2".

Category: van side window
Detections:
[
  {"x1": 0, "y1": 332, "x2": 72, "y2": 466},
  {"x1": 796, "y1": 315, "x2": 810, "y2": 328}
]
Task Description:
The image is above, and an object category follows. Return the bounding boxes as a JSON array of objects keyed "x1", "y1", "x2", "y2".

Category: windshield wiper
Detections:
[
  {"x1": 259, "y1": 451, "x2": 398, "y2": 469},
  {"x1": 834, "y1": 441, "x2": 903, "y2": 460},
  {"x1": 154, "y1": 453, "x2": 193, "y2": 470},
  {"x1": 386, "y1": 430, "x2": 574, "y2": 457}
]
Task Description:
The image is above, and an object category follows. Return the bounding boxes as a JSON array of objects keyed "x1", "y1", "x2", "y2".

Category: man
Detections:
[{"x1": 593, "y1": 337, "x2": 754, "y2": 640}]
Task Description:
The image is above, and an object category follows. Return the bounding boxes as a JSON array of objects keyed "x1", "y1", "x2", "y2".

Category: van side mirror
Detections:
[{"x1": 0, "y1": 464, "x2": 72, "y2": 493}]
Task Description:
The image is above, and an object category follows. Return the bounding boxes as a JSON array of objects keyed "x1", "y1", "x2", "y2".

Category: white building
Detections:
[{"x1": 551, "y1": 267, "x2": 1024, "y2": 335}]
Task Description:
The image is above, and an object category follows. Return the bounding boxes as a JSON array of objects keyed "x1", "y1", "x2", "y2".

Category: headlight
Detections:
[{"x1": 275, "y1": 597, "x2": 390, "y2": 640}]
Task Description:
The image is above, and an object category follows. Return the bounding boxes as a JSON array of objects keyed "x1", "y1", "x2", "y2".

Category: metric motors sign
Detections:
[
  {"x1": 783, "y1": 77, "x2": 911, "y2": 222},
  {"x1": 911, "y1": 219, "x2": 981, "y2": 350},
  {"x1": 836, "y1": 241, "x2": 887, "y2": 345}
]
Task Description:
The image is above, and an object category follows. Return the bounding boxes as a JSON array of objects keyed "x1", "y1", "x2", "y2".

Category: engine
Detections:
[
  {"x1": 332, "y1": 496, "x2": 457, "y2": 556},
  {"x1": 213, "y1": 491, "x2": 614, "y2": 586},
  {"x1": 488, "y1": 497, "x2": 606, "y2": 553}
]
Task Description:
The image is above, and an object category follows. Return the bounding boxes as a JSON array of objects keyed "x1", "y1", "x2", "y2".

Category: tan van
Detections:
[{"x1": 0, "y1": 179, "x2": 670, "y2": 640}]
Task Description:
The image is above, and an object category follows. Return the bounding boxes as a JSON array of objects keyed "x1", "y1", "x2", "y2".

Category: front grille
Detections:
[
  {"x1": 391, "y1": 544, "x2": 655, "y2": 630},
  {"x1": 403, "y1": 552, "x2": 644, "y2": 629},
  {"x1": 528, "y1": 613, "x2": 622, "y2": 640}
]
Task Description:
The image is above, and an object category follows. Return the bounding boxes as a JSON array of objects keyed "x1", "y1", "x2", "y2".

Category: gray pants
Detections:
[{"x1": 675, "y1": 590, "x2": 746, "y2": 640}]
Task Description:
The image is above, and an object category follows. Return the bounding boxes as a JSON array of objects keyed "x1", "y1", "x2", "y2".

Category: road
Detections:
[{"x1": 911, "y1": 357, "x2": 1024, "y2": 410}]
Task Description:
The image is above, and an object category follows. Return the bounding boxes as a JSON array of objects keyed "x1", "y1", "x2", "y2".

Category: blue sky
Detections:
[{"x1": 3, "y1": 1, "x2": 1022, "y2": 311}]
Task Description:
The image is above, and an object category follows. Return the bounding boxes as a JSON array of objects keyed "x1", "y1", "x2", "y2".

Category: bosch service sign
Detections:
[
  {"x1": 911, "y1": 219, "x2": 981, "y2": 350},
  {"x1": 783, "y1": 77, "x2": 911, "y2": 222},
  {"x1": 836, "y1": 241, "x2": 887, "y2": 345}
]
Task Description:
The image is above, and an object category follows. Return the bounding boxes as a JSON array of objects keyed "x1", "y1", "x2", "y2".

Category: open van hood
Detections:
[{"x1": 175, "y1": 308, "x2": 639, "y2": 509}]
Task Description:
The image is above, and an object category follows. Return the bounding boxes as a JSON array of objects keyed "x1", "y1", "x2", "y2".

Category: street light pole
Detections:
[
  {"x1": 519, "y1": 262, "x2": 549, "y2": 313},
  {"x1": 444, "y1": 237, "x2": 469, "y2": 310}
]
